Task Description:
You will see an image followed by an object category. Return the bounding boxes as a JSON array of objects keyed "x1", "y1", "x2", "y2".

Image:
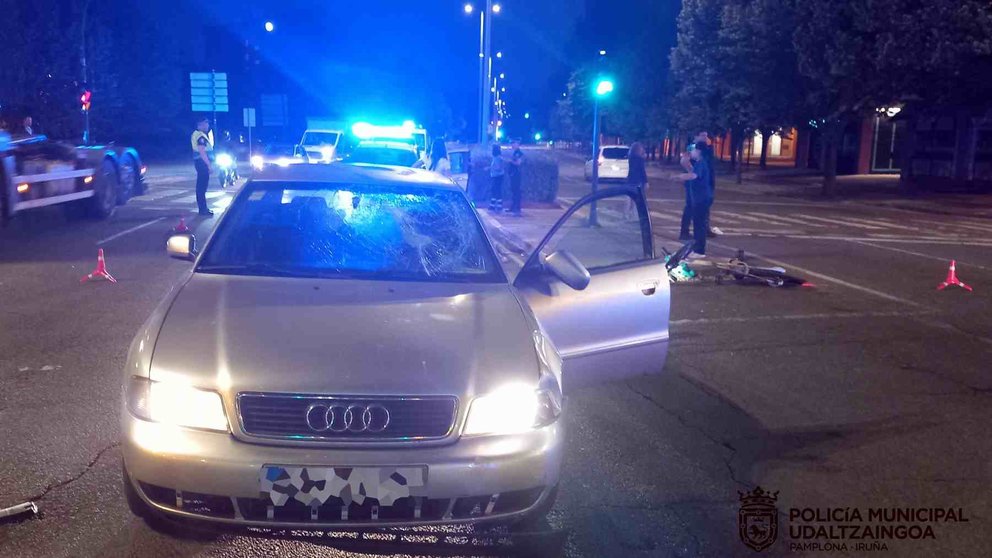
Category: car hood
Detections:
[{"x1": 150, "y1": 274, "x2": 539, "y2": 399}]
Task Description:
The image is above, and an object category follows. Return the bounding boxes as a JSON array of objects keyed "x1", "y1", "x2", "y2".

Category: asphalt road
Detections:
[{"x1": 1, "y1": 158, "x2": 990, "y2": 558}]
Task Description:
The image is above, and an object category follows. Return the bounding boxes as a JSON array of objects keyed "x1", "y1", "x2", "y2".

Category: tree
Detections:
[
  {"x1": 794, "y1": 0, "x2": 992, "y2": 195},
  {"x1": 669, "y1": 0, "x2": 726, "y2": 135}
]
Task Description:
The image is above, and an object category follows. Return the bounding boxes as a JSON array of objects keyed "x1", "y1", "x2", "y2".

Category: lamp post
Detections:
[
  {"x1": 465, "y1": 3, "x2": 501, "y2": 144},
  {"x1": 589, "y1": 78, "x2": 614, "y2": 226}
]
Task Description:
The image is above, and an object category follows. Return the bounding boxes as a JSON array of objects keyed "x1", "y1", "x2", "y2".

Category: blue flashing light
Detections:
[{"x1": 352, "y1": 122, "x2": 415, "y2": 140}]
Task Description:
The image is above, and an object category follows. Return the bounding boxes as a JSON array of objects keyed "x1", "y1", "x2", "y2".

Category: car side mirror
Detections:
[
  {"x1": 166, "y1": 234, "x2": 197, "y2": 261},
  {"x1": 544, "y1": 250, "x2": 591, "y2": 290}
]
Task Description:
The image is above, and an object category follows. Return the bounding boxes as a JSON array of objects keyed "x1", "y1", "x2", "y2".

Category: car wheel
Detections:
[
  {"x1": 117, "y1": 155, "x2": 139, "y2": 203},
  {"x1": 88, "y1": 159, "x2": 118, "y2": 219}
]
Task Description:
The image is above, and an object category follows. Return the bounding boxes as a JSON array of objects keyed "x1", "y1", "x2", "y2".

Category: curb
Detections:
[{"x1": 477, "y1": 211, "x2": 533, "y2": 257}]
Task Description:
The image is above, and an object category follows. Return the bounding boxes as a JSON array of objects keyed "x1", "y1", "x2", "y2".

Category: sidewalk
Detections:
[{"x1": 478, "y1": 206, "x2": 563, "y2": 258}]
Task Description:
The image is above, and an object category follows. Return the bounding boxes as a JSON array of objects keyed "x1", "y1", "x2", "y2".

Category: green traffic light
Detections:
[{"x1": 595, "y1": 79, "x2": 615, "y2": 96}]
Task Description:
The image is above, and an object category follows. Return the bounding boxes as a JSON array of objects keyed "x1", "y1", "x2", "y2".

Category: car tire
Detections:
[
  {"x1": 117, "y1": 155, "x2": 139, "y2": 203},
  {"x1": 88, "y1": 158, "x2": 118, "y2": 219}
]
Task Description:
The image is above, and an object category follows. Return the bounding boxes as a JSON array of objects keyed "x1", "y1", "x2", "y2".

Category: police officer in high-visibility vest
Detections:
[{"x1": 191, "y1": 118, "x2": 215, "y2": 216}]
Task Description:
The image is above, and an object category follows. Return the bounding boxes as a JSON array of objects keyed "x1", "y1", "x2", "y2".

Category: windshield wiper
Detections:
[{"x1": 196, "y1": 263, "x2": 304, "y2": 277}]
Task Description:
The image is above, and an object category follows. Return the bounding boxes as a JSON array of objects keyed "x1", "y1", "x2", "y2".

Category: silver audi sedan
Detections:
[{"x1": 121, "y1": 163, "x2": 669, "y2": 530}]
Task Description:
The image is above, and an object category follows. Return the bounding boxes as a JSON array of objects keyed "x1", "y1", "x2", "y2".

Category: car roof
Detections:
[
  {"x1": 602, "y1": 145, "x2": 630, "y2": 150},
  {"x1": 250, "y1": 162, "x2": 460, "y2": 191}
]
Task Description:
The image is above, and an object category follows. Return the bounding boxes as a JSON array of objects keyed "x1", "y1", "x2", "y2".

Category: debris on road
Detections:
[{"x1": 0, "y1": 501, "x2": 38, "y2": 520}]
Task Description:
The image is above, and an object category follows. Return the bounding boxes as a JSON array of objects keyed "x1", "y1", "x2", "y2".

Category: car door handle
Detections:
[{"x1": 639, "y1": 281, "x2": 659, "y2": 296}]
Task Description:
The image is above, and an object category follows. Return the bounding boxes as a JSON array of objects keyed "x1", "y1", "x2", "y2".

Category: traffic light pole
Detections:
[
  {"x1": 589, "y1": 97, "x2": 600, "y2": 227},
  {"x1": 83, "y1": 111, "x2": 90, "y2": 145}
]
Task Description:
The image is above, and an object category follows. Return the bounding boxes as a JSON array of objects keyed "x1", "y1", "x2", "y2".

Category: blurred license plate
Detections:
[{"x1": 259, "y1": 465, "x2": 428, "y2": 507}]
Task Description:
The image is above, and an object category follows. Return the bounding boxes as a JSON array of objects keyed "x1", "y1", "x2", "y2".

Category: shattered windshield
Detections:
[{"x1": 198, "y1": 182, "x2": 503, "y2": 283}]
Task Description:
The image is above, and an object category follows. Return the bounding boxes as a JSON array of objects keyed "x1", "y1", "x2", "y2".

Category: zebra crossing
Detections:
[
  {"x1": 129, "y1": 186, "x2": 238, "y2": 212},
  {"x1": 558, "y1": 196, "x2": 992, "y2": 240}
]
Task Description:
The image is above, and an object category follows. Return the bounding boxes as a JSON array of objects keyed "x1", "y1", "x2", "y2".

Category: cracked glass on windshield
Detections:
[{"x1": 198, "y1": 182, "x2": 502, "y2": 283}]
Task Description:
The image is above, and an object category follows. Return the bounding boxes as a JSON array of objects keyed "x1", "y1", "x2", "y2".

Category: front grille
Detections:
[
  {"x1": 139, "y1": 481, "x2": 545, "y2": 524},
  {"x1": 238, "y1": 393, "x2": 458, "y2": 441}
]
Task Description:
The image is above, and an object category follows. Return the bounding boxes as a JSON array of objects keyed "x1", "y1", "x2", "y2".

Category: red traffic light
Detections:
[{"x1": 80, "y1": 90, "x2": 92, "y2": 112}]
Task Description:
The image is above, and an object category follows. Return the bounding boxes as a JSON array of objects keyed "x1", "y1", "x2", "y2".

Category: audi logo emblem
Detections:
[{"x1": 305, "y1": 403, "x2": 390, "y2": 433}]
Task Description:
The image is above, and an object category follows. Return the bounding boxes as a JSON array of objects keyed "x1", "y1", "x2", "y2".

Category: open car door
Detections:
[{"x1": 513, "y1": 187, "x2": 670, "y2": 394}]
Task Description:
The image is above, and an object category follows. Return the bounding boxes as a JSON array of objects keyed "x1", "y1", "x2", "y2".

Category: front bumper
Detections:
[{"x1": 122, "y1": 412, "x2": 563, "y2": 528}]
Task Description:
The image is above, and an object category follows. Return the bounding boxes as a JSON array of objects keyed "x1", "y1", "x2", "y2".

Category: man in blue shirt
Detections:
[{"x1": 683, "y1": 143, "x2": 713, "y2": 258}]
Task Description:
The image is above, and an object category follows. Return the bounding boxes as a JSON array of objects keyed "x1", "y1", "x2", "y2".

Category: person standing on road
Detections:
[
  {"x1": 506, "y1": 139, "x2": 524, "y2": 217},
  {"x1": 21, "y1": 116, "x2": 34, "y2": 136},
  {"x1": 428, "y1": 138, "x2": 451, "y2": 177},
  {"x1": 679, "y1": 130, "x2": 720, "y2": 239},
  {"x1": 678, "y1": 143, "x2": 712, "y2": 259},
  {"x1": 625, "y1": 142, "x2": 648, "y2": 220},
  {"x1": 191, "y1": 118, "x2": 215, "y2": 216},
  {"x1": 489, "y1": 144, "x2": 505, "y2": 213}
]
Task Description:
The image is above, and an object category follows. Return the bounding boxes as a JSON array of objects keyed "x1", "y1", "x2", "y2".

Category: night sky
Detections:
[{"x1": 189, "y1": 0, "x2": 587, "y2": 138}]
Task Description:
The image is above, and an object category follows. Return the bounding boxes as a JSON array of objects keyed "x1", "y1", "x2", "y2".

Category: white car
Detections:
[
  {"x1": 298, "y1": 129, "x2": 344, "y2": 163},
  {"x1": 585, "y1": 145, "x2": 630, "y2": 181}
]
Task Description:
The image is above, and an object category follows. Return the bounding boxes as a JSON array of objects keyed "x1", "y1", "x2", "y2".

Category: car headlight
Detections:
[
  {"x1": 463, "y1": 382, "x2": 561, "y2": 436},
  {"x1": 250, "y1": 155, "x2": 264, "y2": 170},
  {"x1": 125, "y1": 376, "x2": 229, "y2": 432},
  {"x1": 215, "y1": 153, "x2": 233, "y2": 168}
]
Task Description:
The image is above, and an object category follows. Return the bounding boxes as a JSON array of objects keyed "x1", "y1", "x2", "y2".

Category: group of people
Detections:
[
  {"x1": 488, "y1": 140, "x2": 524, "y2": 217},
  {"x1": 625, "y1": 130, "x2": 718, "y2": 260}
]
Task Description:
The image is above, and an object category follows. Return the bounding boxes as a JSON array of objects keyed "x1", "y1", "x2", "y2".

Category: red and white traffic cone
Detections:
[
  {"x1": 80, "y1": 248, "x2": 117, "y2": 284},
  {"x1": 173, "y1": 217, "x2": 189, "y2": 233},
  {"x1": 936, "y1": 260, "x2": 971, "y2": 292}
]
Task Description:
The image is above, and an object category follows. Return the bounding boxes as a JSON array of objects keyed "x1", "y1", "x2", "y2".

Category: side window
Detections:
[{"x1": 540, "y1": 192, "x2": 650, "y2": 271}]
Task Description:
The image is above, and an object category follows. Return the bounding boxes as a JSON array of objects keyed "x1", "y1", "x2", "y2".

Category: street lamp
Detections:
[
  {"x1": 589, "y1": 77, "x2": 615, "y2": 226},
  {"x1": 496, "y1": 51, "x2": 503, "y2": 58},
  {"x1": 524, "y1": 112, "x2": 530, "y2": 119},
  {"x1": 264, "y1": 21, "x2": 275, "y2": 32},
  {"x1": 465, "y1": 2, "x2": 502, "y2": 144}
]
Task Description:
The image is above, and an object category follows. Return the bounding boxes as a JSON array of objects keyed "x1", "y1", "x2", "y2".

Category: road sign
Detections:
[
  {"x1": 190, "y1": 72, "x2": 229, "y2": 113},
  {"x1": 243, "y1": 108, "x2": 256, "y2": 127}
]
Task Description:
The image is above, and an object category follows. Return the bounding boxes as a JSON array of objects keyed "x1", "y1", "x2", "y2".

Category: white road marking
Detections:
[
  {"x1": 847, "y1": 240, "x2": 992, "y2": 271},
  {"x1": 705, "y1": 239, "x2": 926, "y2": 308},
  {"x1": 775, "y1": 234, "x2": 992, "y2": 245},
  {"x1": 671, "y1": 309, "x2": 932, "y2": 326},
  {"x1": 794, "y1": 214, "x2": 887, "y2": 230},
  {"x1": 746, "y1": 212, "x2": 827, "y2": 228},
  {"x1": 712, "y1": 210, "x2": 781, "y2": 225},
  {"x1": 650, "y1": 210, "x2": 683, "y2": 223},
  {"x1": 96, "y1": 217, "x2": 167, "y2": 246}
]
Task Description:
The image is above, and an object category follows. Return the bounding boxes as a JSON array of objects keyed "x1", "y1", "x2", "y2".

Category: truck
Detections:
[{"x1": 0, "y1": 132, "x2": 145, "y2": 225}]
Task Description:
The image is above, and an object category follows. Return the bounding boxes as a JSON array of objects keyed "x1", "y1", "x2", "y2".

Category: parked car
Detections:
[
  {"x1": 584, "y1": 145, "x2": 630, "y2": 181},
  {"x1": 121, "y1": 163, "x2": 669, "y2": 531}
]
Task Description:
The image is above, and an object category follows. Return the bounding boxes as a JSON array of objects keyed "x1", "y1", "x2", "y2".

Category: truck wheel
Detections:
[
  {"x1": 89, "y1": 158, "x2": 119, "y2": 219},
  {"x1": 117, "y1": 155, "x2": 139, "y2": 203}
]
